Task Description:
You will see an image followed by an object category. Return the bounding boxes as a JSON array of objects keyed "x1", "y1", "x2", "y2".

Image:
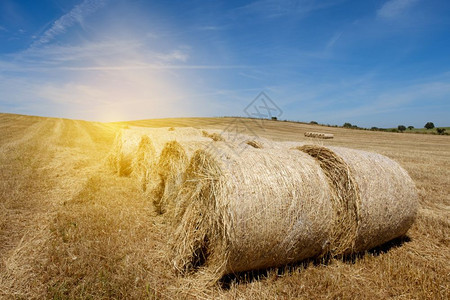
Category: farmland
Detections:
[{"x1": 0, "y1": 113, "x2": 449, "y2": 299}]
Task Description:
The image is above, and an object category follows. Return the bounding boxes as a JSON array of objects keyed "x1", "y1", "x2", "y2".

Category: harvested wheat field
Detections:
[{"x1": 0, "y1": 113, "x2": 449, "y2": 299}]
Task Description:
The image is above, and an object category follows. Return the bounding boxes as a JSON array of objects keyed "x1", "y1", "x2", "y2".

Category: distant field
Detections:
[{"x1": 0, "y1": 113, "x2": 449, "y2": 299}]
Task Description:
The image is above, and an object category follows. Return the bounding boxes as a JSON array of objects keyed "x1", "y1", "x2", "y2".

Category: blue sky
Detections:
[{"x1": 0, "y1": 0, "x2": 449, "y2": 127}]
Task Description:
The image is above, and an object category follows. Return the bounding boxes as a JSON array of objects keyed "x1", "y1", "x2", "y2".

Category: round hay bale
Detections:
[
  {"x1": 108, "y1": 127, "x2": 207, "y2": 177},
  {"x1": 297, "y1": 145, "x2": 359, "y2": 255},
  {"x1": 151, "y1": 141, "x2": 189, "y2": 214},
  {"x1": 304, "y1": 132, "x2": 333, "y2": 139},
  {"x1": 108, "y1": 129, "x2": 142, "y2": 176},
  {"x1": 171, "y1": 148, "x2": 334, "y2": 278},
  {"x1": 298, "y1": 145, "x2": 418, "y2": 252},
  {"x1": 107, "y1": 130, "x2": 122, "y2": 173},
  {"x1": 146, "y1": 127, "x2": 207, "y2": 154},
  {"x1": 150, "y1": 139, "x2": 212, "y2": 214},
  {"x1": 132, "y1": 135, "x2": 156, "y2": 191},
  {"x1": 273, "y1": 140, "x2": 307, "y2": 150}
]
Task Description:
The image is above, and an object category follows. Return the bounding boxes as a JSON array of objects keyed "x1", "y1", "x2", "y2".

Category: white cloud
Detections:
[
  {"x1": 32, "y1": 0, "x2": 107, "y2": 47},
  {"x1": 0, "y1": 34, "x2": 249, "y2": 121},
  {"x1": 196, "y1": 25, "x2": 229, "y2": 31},
  {"x1": 325, "y1": 31, "x2": 343, "y2": 50},
  {"x1": 235, "y1": 0, "x2": 344, "y2": 18},
  {"x1": 377, "y1": 0, "x2": 419, "y2": 19},
  {"x1": 1, "y1": 35, "x2": 248, "y2": 73},
  {"x1": 0, "y1": 25, "x2": 7, "y2": 32},
  {"x1": 156, "y1": 49, "x2": 190, "y2": 62}
]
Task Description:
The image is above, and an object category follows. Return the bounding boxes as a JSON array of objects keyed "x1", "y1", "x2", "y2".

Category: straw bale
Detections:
[
  {"x1": 304, "y1": 132, "x2": 334, "y2": 139},
  {"x1": 171, "y1": 147, "x2": 334, "y2": 277},
  {"x1": 131, "y1": 135, "x2": 156, "y2": 191},
  {"x1": 107, "y1": 130, "x2": 122, "y2": 173},
  {"x1": 108, "y1": 130, "x2": 142, "y2": 176},
  {"x1": 328, "y1": 146, "x2": 418, "y2": 251},
  {"x1": 108, "y1": 127, "x2": 208, "y2": 177},
  {"x1": 298, "y1": 145, "x2": 418, "y2": 252},
  {"x1": 297, "y1": 145, "x2": 359, "y2": 255},
  {"x1": 150, "y1": 140, "x2": 209, "y2": 214}
]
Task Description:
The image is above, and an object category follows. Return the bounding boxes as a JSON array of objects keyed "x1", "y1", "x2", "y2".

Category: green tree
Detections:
[
  {"x1": 436, "y1": 128, "x2": 446, "y2": 135},
  {"x1": 310, "y1": 121, "x2": 318, "y2": 124},
  {"x1": 398, "y1": 125, "x2": 406, "y2": 132},
  {"x1": 408, "y1": 126, "x2": 414, "y2": 130},
  {"x1": 424, "y1": 122, "x2": 435, "y2": 130},
  {"x1": 343, "y1": 122, "x2": 352, "y2": 128}
]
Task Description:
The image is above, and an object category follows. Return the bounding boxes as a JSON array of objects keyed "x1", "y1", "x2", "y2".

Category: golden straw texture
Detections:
[
  {"x1": 298, "y1": 145, "x2": 418, "y2": 253},
  {"x1": 171, "y1": 147, "x2": 334, "y2": 278},
  {"x1": 328, "y1": 146, "x2": 418, "y2": 251}
]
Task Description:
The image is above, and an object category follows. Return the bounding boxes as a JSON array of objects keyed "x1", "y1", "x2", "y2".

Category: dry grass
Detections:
[{"x1": 0, "y1": 114, "x2": 449, "y2": 299}]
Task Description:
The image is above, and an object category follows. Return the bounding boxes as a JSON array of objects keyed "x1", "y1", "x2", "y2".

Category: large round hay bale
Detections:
[
  {"x1": 108, "y1": 126, "x2": 208, "y2": 177},
  {"x1": 108, "y1": 129, "x2": 142, "y2": 176},
  {"x1": 171, "y1": 148, "x2": 335, "y2": 278},
  {"x1": 272, "y1": 140, "x2": 307, "y2": 150},
  {"x1": 295, "y1": 145, "x2": 359, "y2": 255},
  {"x1": 107, "y1": 130, "x2": 122, "y2": 173},
  {"x1": 132, "y1": 135, "x2": 156, "y2": 191},
  {"x1": 150, "y1": 139, "x2": 219, "y2": 214},
  {"x1": 151, "y1": 141, "x2": 189, "y2": 214},
  {"x1": 298, "y1": 145, "x2": 418, "y2": 252}
]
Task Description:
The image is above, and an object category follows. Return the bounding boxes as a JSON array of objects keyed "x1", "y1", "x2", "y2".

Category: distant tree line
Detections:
[
  {"x1": 225, "y1": 116, "x2": 448, "y2": 135},
  {"x1": 336, "y1": 121, "x2": 447, "y2": 135}
]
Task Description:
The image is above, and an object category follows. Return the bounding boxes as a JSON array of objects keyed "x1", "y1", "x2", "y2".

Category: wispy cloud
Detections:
[
  {"x1": 377, "y1": 0, "x2": 419, "y2": 19},
  {"x1": 234, "y1": 0, "x2": 344, "y2": 18},
  {"x1": 196, "y1": 25, "x2": 225, "y2": 31},
  {"x1": 325, "y1": 31, "x2": 343, "y2": 50},
  {"x1": 32, "y1": 0, "x2": 107, "y2": 47},
  {"x1": 60, "y1": 65, "x2": 248, "y2": 71},
  {"x1": 0, "y1": 34, "x2": 249, "y2": 121},
  {"x1": 1, "y1": 36, "x2": 249, "y2": 73},
  {"x1": 156, "y1": 49, "x2": 190, "y2": 62},
  {"x1": 0, "y1": 26, "x2": 7, "y2": 32}
]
